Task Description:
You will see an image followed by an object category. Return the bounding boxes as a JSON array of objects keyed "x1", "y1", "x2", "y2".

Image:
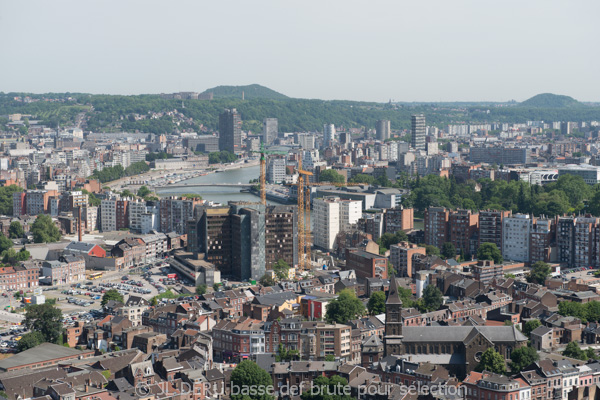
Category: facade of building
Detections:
[
  {"x1": 424, "y1": 207, "x2": 449, "y2": 249},
  {"x1": 376, "y1": 120, "x2": 391, "y2": 141},
  {"x1": 218, "y1": 108, "x2": 242, "y2": 154},
  {"x1": 263, "y1": 118, "x2": 278, "y2": 145},
  {"x1": 411, "y1": 114, "x2": 426, "y2": 151},
  {"x1": 313, "y1": 197, "x2": 362, "y2": 251},
  {"x1": 390, "y1": 242, "x2": 427, "y2": 278},
  {"x1": 479, "y1": 210, "x2": 511, "y2": 250},
  {"x1": 503, "y1": 214, "x2": 532, "y2": 262},
  {"x1": 469, "y1": 147, "x2": 529, "y2": 165},
  {"x1": 449, "y1": 209, "x2": 478, "y2": 256},
  {"x1": 266, "y1": 157, "x2": 286, "y2": 184}
]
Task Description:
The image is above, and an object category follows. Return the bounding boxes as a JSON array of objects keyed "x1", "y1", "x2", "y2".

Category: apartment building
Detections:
[
  {"x1": 557, "y1": 217, "x2": 576, "y2": 266},
  {"x1": 0, "y1": 264, "x2": 40, "y2": 291},
  {"x1": 530, "y1": 218, "x2": 554, "y2": 264},
  {"x1": 159, "y1": 197, "x2": 200, "y2": 235},
  {"x1": 100, "y1": 198, "x2": 117, "y2": 232},
  {"x1": 313, "y1": 197, "x2": 362, "y2": 251},
  {"x1": 574, "y1": 217, "x2": 598, "y2": 268},
  {"x1": 42, "y1": 255, "x2": 86, "y2": 285},
  {"x1": 384, "y1": 207, "x2": 414, "y2": 234},
  {"x1": 264, "y1": 205, "x2": 297, "y2": 269},
  {"x1": 502, "y1": 214, "x2": 531, "y2": 262},
  {"x1": 390, "y1": 242, "x2": 426, "y2": 277},
  {"x1": 424, "y1": 207, "x2": 449, "y2": 249},
  {"x1": 479, "y1": 210, "x2": 511, "y2": 250},
  {"x1": 449, "y1": 209, "x2": 478, "y2": 256}
]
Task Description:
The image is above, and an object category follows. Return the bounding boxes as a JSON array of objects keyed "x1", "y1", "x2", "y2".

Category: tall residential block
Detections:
[
  {"x1": 159, "y1": 197, "x2": 201, "y2": 235},
  {"x1": 424, "y1": 207, "x2": 449, "y2": 249},
  {"x1": 219, "y1": 108, "x2": 242, "y2": 154},
  {"x1": 449, "y1": 209, "x2": 479, "y2": 256},
  {"x1": 530, "y1": 218, "x2": 554, "y2": 264},
  {"x1": 478, "y1": 210, "x2": 511, "y2": 250},
  {"x1": 263, "y1": 118, "x2": 278, "y2": 145},
  {"x1": 323, "y1": 124, "x2": 336, "y2": 147},
  {"x1": 313, "y1": 196, "x2": 362, "y2": 251},
  {"x1": 502, "y1": 214, "x2": 531, "y2": 262},
  {"x1": 384, "y1": 207, "x2": 414, "y2": 234},
  {"x1": 376, "y1": 120, "x2": 391, "y2": 141},
  {"x1": 411, "y1": 114, "x2": 426, "y2": 151}
]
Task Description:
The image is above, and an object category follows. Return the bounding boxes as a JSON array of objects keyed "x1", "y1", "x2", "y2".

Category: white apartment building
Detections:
[
  {"x1": 313, "y1": 196, "x2": 362, "y2": 251},
  {"x1": 100, "y1": 199, "x2": 117, "y2": 232},
  {"x1": 267, "y1": 157, "x2": 287, "y2": 184},
  {"x1": 502, "y1": 214, "x2": 531, "y2": 262},
  {"x1": 129, "y1": 201, "x2": 159, "y2": 234},
  {"x1": 323, "y1": 124, "x2": 336, "y2": 147}
]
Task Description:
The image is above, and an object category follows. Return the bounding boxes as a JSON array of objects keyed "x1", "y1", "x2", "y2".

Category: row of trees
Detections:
[
  {"x1": 557, "y1": 300, "x2": 600, "y2": 323},
  {"x1": 89, "y1": 161, "x2": 150, "y2": 183},
  {"x1": 404, "y1": 174, "x2": 599, "y2": 218},
  {"x1": 208, "y1": 151, "x2": 237, "y2": 164}
]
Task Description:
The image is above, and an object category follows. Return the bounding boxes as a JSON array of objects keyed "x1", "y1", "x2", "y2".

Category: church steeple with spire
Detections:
[{"x1": 384, "y1": 274, "x2": 404, "y2": 356}]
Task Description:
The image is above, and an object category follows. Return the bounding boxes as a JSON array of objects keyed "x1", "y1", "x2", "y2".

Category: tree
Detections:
[
  {"x1": 23, "y1": 303, "x2": 63, "y2": 344},
  {"x1": 8, "y1": 221, "x2": 24, "y2": 239},
  {"x1": 0, "y1": 233, "x2": 12, "y2": 253},
  {"x1": 425, "y1": 245, "x2": 440, "y2": 257},
  {"x1": 475, "y1": 348, "x2": 506, "y2": 374},
  {"x1": 1, "y1": 247, "x2": 30, "y2": 265},
  {"x1": 367, "y1": 291, "x2": 386, "y2": 315},
  {"x1": 377, "y1": 231, "x2": 409, "y2": 252},
  {"x1": 527, "y1": 261, "x2": 551, "y2": 284},
  {"x1": 230, "y1": 360, "x2": 274, "y2": 400},
  {"x1": 441, "y1": 242, "x2": 456, "y2": 259},
  {"x1": 523, "y1": 320, "x2": 541, "y2": 337},
  {"x1": 31, "y1": 214, "x2": 61, "y2": 243},
  {"x1": 213, "y1": 283, "x2": 221, "y2": 291},
  {"x1": 477, "y1": 242, "x2": 503, "y2": 263},
  {"x1": 101, "y1": 289, "x2": 124, "y2": 306},
  {"x1": 259, "y1": 274, "x2": 276, "y2": 287},
  {"x1": 509, "y1": 346, "x2": 539, "y2": 373},
  {"x1": 324, "y1": 355, "x2": 336, "y2": 362},
  {"x1": 272, "y1": 259, "x2": 290, "y2": 281},
  {"x1": 301, "y1": 375, "x2": 353, "y2": 400},
  {"x1": 421, "y1": 285, "x2": 443, "y2": 312},
  {"x1": 319, "y1": 169, "x2": 345, "y2": 184},
  {"x1": 17, "y1": 331, "x2": 45, "y2": 352},
  {"x1": 563, "y1": 341, "x2": 587, "y2": 360},
  {"x1": 196, "y1": 284, "x2": 207, "y2": 296},
  {"x1": 326, "y1": 289, "x2": 365, "y2": 323},
  {"x1": 137, "y1": 186, "x2": 151, "y2": 198},
  {"x1": 586, "y1": 348, "x2": 598, "y2": 360}
]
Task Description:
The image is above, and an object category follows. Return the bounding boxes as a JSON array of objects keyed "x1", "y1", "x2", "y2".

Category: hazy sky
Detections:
[{"x1": 1, "y1": 1, "x2": 599, "y2": 102}]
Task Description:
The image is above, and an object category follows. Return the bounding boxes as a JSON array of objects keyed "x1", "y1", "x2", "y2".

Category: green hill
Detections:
[
  {"x1": 520, "y1": 93, "x2": 582, "y2": 108},
  {"x1": 200, "y1": 84, "x2": 288, "y2": 100}
]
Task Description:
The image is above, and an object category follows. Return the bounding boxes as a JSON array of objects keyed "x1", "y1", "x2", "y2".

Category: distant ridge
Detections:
[
  {"x1": 520, "y1": 93, "x2": 582, "y2": 108},
  {"x1": 200, "y1": 84, "x2": 288, "y2": 100}
]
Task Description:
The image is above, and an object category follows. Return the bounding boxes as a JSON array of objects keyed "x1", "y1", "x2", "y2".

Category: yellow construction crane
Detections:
[{"x1": 250, "y1": 144, "x2": 287, "y2": 206}]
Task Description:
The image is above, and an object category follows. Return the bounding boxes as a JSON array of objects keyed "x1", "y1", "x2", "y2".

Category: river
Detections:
[{"x1": 155, "y1": 165, "x2": 283, "y2": 205}]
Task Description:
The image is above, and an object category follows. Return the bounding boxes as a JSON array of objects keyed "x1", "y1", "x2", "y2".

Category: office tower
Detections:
[
  {"x1": 502, "y1": 214, "x2": 531, "y2": 262},
  {"x1": 323, "y1": 124, "x2": 336, "y2": 147},
  {"x1": 376, "y1": 120, "x2": 391, "y2": 141},
  {"x1": 264, "y1": 205, "x2": 298, "y2": 269},
  {"x1": 263, "y1": 118, "x2": 278, "y2": 145},
  {"x1": 187, "y1": 203, "x2": 298, "y2": 280},
  {"x1": 219, "y1": 108, "x2": 242, "y2": 154},
  {"x1": 411, "y1": 114, "x2": 426, "y2": 151},
  {"x1": 478, "y1": 210, "x2": 511, "y2": 250}
]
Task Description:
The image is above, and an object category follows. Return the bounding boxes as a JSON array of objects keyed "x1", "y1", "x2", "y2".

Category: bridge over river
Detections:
[{"x1": 155, "y1": 183, "x2": 253, "y2": 189}]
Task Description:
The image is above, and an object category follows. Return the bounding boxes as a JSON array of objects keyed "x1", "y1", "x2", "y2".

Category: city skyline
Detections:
[{"x1": 0, "y1": 1, "x2": 598, "y2": 102}]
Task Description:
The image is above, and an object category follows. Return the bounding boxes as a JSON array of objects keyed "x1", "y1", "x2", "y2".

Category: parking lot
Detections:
[{"x1": 560, "y1": 266, "x2": 599, "y2": 282}]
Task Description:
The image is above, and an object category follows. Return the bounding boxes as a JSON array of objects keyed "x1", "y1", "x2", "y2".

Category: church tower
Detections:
[{"x1": 384, "y1": 275, "x2": 404, "y2": 356}]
